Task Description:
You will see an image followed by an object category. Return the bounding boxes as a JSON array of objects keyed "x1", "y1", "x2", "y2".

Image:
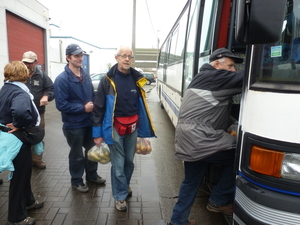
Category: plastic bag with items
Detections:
[
  {"x1": 136, "y1": 137, "x2": 152, "y2": 155},
  {"x1": 87, "y1": 143, "x2": 110, "y2": 164},
  {"x1": 227, "y1": 124, "x2": 238, "y2": 138}
]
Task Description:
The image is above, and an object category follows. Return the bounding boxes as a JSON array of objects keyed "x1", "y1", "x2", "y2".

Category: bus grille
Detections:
[{"x1": 235, "y1": 187, "x2": 300, "y2": 225}]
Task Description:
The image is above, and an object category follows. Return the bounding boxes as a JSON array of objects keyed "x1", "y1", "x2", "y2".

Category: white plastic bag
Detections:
[
  {"x1": 136, "y1": 137, "x2": 152, "y2": 155},
  {"x1": 87, "y1": 143, "x2": 110, "y2": 164}
]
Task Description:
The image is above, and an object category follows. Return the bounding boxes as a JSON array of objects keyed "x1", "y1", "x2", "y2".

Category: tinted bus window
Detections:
[
  {"x1": 251, "y1": 0, "x2": 300, "y2": 92},
  {"x1": 158, "y1": 44, "x2": 167, "y2": 82},
  {"x1": 168, "y1": 27, "x2": 179, "y2": 65},
  {"x1": 199, "y1": 0, "x2": 218, "y2": 54},
  {"x1": 183, "y1": 0, "x2": 200, "y2": 91}
]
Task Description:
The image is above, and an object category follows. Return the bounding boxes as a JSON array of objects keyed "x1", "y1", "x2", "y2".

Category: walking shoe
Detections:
[
  {"x1": 87, "y1": 175, "x2": 106, "y2": 184},
  {"x1": 32, "y1": 161, "x2": 46, "y2": 169},
  {"x1": 127, "y1": 186, "x2": 132, "y2": 197},
  {"x1": 206, "y1": 201, "x2": 233, "y2": 216},
  {"x1": 115, "y1": 200, "x2": 127, "y2": 211},
  {"x1": 72, "y1": 183, "x2": 89, "y2": 193},
  {"x1": 7, "y1": 216, "x2": 36, "y2": 224},
  {"x1": 188, "y1": 219, "x2": 197, "y2": 225},
  {"x1": 167, "y1": 220, "x2": 193, "y2": 225},
  {"x1": 27, "y1": 200, "x2": 44, "y2": 210}
]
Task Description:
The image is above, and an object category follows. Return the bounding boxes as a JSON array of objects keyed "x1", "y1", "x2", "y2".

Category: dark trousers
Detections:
[
  {"x1": 171, "y1": 149, "x2": 236, "y2": 225},
  {"x1": 8, "y1": 143, "x2": 35, "y2": 222},
  {"x1": 63, "y1": 127, "x2": 98, "y2": 185}
]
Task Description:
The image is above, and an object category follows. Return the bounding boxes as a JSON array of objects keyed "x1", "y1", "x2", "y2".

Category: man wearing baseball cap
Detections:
[
  {"x1": 65, "y1": 43, "x2": 86, "y2": 55},
  {"x1": 168, "y1": 48, "x2": 244, "y2": 225},
  {"x1": 209, "y1": 47, "x2": 244, "y2": 64},
  {"x1": 53, "y1": 43, "x2": 106, "y2": 193},
  {"x1": 22, "y1": 51, "x2": 55, "y2": 169}
]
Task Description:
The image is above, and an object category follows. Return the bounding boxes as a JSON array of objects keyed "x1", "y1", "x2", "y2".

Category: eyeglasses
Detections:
[{"x1": 117, "y1": 55, "x2": 134, "y2": 59}]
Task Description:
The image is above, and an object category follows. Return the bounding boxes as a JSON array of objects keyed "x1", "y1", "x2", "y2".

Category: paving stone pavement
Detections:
[{"x1": 0, "y1": 99, "x2": 165, "y2": 225}]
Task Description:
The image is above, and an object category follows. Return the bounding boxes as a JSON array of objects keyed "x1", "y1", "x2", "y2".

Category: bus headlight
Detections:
[
  {"x1": 281, "y1": 153, "x2": 300, "y2": 181},
  {"x1": 249, "y1": 145, "x2": 300, "y2": 181}
]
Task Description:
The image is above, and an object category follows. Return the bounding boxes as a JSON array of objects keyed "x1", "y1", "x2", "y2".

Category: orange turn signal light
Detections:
[{"x1": 249, "y1": 145, "x2": 284, "y2": 177}]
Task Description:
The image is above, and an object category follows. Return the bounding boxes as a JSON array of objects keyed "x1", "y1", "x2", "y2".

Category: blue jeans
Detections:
[
  {"x1": 109, "y1": 127, "x2": 137, "y2": 201},
  {"x1": 171, "y1": 149, "x2": 236, "y2": 225},
  {"x1": 63, "y1": 127, "x2": 98, "y2": 185}
]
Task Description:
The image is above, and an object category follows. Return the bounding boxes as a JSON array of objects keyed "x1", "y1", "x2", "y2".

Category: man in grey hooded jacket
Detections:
[{"x1": 168, "y1": 48, "x2": 244, "y2": 225}]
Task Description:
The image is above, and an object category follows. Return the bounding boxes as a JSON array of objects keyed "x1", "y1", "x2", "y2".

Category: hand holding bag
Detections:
[
  {"x1": 87, "y1": 143, "x2": 111, "y2": 164},
  {"x1": 136, "y1": 137, "x2": 152, "y2": 155}
]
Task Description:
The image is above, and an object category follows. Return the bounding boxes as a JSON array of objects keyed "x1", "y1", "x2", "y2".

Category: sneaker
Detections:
[
  {"x1": 188, "y1": 219, "x2": 197, "y2": 225},
  {"x1": 7, "y1": 216, "x2": 36, "y2": 224},
  {"x1": 87, "y1": 175, "x2": 106, "y2": 184},
  {"x1": 32, "y1": 161, "x2": 46, "y2": 169},
  {"x1": 127, "y1": 186, "x2": 132, "y2": 197},
  {"x1": 206, "y1": 201, "x2": 233, "y2": 216},
  {"x1": 27, "y1": 200, "x2": 44, "y2": 210},
  {"x1": 115, "y1": 200, "x2": 127, "y2": 211},
  {"x1": 72, "y1": 183, "x2": 89, "y2": 193}
]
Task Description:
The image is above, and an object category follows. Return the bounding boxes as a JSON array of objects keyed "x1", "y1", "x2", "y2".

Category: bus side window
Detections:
[{"x1": 291, "y1": 37, "x2": 300, "y2": 64}]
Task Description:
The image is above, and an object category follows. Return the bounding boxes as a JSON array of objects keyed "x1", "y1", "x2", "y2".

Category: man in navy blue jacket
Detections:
[{"x1": 54, "y1": 43, "x2": 106, "y2": 193}]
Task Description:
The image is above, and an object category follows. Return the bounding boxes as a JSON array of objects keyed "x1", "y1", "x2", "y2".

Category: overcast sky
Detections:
[{"x1": 37, "y1": 0, "x2": 186, "y2": 49}]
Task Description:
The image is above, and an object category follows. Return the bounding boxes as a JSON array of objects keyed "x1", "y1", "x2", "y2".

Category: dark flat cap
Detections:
[{"x1": 209, "y1": 48, "x2": 243, "y2": 63}]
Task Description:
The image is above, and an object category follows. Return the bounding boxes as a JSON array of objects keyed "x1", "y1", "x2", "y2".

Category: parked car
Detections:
[
  {"x1": 90, "y1": 72, "x2": 106, "y2": 92},
  {"x1": 142, "y1": 72, "x2": 156, "y2": 85}
]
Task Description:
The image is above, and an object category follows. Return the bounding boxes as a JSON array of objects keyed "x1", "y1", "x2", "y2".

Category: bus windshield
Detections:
[{"x1": 251, "y1": 0, "x2": 300, "y2": 92}]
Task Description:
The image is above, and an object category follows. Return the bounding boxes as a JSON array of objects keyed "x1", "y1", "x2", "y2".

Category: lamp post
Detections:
[
  {"x1": 131, "y1": 0, "x2": 136, "y2": 68},
  {"x1": 156, "y1": 30, "x2": 160, "y2": 71}
]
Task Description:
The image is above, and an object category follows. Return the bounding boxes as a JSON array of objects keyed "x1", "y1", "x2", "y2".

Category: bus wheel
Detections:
[{"x1": 160, "y1": 102, "x2": 164, "y2": 109}]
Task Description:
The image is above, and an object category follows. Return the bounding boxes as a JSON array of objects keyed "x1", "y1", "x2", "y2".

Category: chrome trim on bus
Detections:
[
  {"x1": 233, "y1": 214, "x2": 246, "y2": 225},
  {"x1": 235, "y1": 187, "x2": 300, "y2": 225}
]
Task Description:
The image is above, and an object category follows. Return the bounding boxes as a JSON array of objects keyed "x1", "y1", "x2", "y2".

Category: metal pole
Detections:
[
  {"x1": 156, "y1": 30, "x2": 160, "y2": 72},
  {"x1": 132, "y1": 0, "x2": 136, "y2": 68}
]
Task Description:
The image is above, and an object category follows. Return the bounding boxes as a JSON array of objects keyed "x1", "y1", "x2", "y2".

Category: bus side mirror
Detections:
[{"x1": 235, "y1": 0, "x2": 286, "y2": 44}]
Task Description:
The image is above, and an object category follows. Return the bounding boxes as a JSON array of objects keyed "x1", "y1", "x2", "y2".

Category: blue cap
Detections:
[{"x1": 66, "y1": 43, "x2": 85, "y2": 55}]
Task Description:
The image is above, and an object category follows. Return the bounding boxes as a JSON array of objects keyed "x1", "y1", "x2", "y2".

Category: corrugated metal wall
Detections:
[{"x1": 6, "y1": 11, "x2": 45, "y2": 69}]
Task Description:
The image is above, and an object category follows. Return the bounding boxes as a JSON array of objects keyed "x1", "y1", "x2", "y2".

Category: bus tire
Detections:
[{"x1": 160, "y1": 102, "x2": 164, "y2": 109}]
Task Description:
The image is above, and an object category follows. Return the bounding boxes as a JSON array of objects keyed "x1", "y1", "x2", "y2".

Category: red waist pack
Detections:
[{"x1": 114, "y1": 114, "x2": 138, "y2": 135}]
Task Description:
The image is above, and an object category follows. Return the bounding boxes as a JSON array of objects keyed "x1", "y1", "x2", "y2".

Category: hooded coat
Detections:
[{"x1": 174, "y1": 63, "x2": 244, "y2": 162}]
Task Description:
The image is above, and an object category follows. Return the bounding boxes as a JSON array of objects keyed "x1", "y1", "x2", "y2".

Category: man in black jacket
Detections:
[{"x1": 22, "y1": 51, "x2": 55, "y2": 169}]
